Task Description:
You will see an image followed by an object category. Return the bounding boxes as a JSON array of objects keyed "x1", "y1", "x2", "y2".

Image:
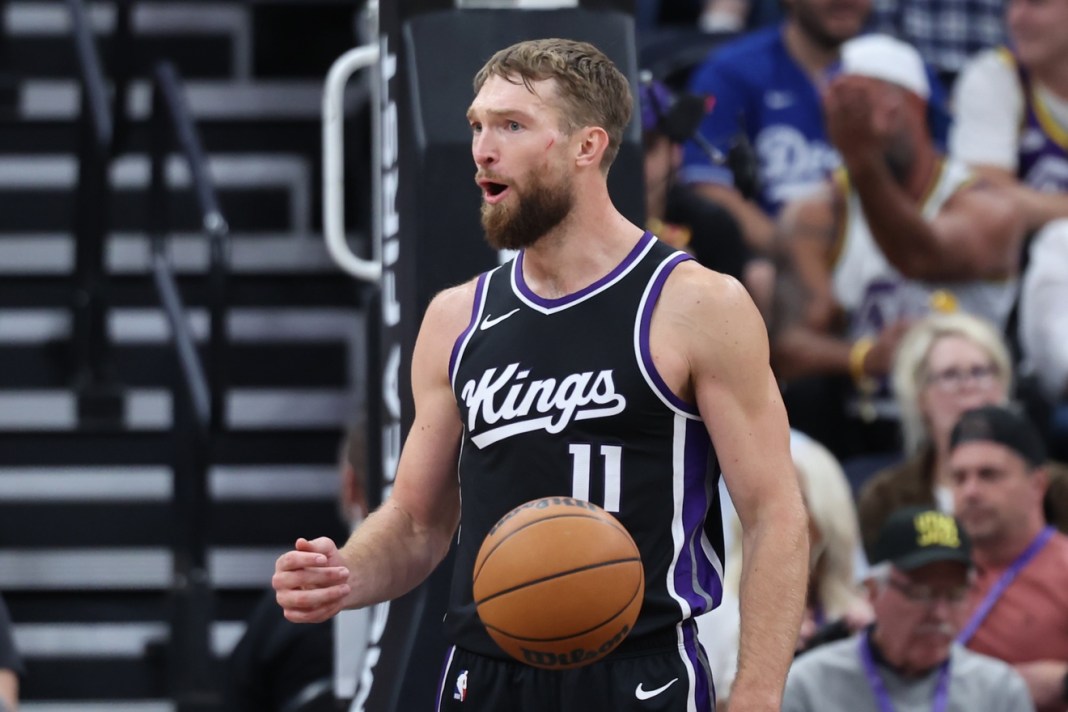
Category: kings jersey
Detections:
[{"x1": 445, "y1": 232, "x2": 726, "y2": 658}]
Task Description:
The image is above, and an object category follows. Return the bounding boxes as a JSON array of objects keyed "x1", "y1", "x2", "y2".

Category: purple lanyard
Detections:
[
  {"x1": 859, "y1": 632, "x2": 951, "y2": 712},
  {"x1": 957, "y1": 525, "x2": 1055, "y2": 646}
]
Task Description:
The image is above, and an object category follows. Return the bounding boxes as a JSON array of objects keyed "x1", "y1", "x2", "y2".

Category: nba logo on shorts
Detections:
[{"x1": 454, "y1": 669, "x2": 468, "y2": 701}]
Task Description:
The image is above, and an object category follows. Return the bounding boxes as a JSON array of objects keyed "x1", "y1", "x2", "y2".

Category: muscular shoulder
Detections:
[
  {"x1": 423, "y1": 278, "x2": 480, "y2": 335},
  {"x1": 659, "y1": 260, "x2": 755, "y2": 326},
  {"x1": 414, "y1": 277, "x2": 481, "y2": 378},
  {"x1": 658, "y1": 261, "x2": 769, "y2": 367}
]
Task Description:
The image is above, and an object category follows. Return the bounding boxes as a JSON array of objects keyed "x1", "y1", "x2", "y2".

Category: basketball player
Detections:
[{"x1": 273, "y1": 38, "x2": 808, "y2": 711}]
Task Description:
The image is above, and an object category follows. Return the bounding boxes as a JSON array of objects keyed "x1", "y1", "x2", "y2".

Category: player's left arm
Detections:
[{"x1": 660, "y1": 263, "x2": 809, "y2": 710}]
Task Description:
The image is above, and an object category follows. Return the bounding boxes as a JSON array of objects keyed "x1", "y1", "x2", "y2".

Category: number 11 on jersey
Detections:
[{"x1": 569, "y1": 443, "x2": 622, "y2": 512}]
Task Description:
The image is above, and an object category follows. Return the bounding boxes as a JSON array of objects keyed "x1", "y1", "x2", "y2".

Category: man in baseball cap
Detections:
[
  {"x1": 783, "y1": 506, "x2": 1032, "y2": 711},
  {"x1": 949, "y1": 405, "x2": 1068, "y2": 711}
]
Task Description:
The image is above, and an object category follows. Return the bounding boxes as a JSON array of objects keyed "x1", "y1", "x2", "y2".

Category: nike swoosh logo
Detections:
[
  {"x1": 479, "y1": 308, "x2": 520, "y2": 330},
  {"x1": 635, "y1": 678, "x2": 679, "y2": 700}
]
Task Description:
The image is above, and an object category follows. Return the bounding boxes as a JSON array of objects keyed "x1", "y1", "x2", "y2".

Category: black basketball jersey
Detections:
[{"x1": 446, "y1": 232, "x2": 726, "y2": 661}]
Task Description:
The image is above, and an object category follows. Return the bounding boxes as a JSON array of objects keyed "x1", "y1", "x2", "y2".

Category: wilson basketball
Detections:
[{"x1": 472, "y1": 496, "x2": 644, "y2": 669}]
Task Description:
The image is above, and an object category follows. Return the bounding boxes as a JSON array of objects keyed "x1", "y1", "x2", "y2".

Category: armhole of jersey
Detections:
[
  {"x1": 449, "y1": 271, "x2": 492, "y2": 387},
  {"x1": 1031, "y1": 86, "x2": 1068, "y2": 152},
  {"x1": 635, "y1": 252, "x2": 703, "y2": 419}
]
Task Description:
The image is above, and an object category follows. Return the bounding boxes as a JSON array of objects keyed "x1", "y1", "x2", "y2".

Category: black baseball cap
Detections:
[
  {"x1": 949, "y1": 405, "x2": 1046, "y2": 469},
  {"x1": 872, "y1": 507, "x2": 972, "y2": 570}
]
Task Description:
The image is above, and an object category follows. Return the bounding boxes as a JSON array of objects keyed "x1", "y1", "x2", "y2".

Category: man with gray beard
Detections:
[{"x1": 784, "y1": 507, "x2": 1033, "y2": 712}]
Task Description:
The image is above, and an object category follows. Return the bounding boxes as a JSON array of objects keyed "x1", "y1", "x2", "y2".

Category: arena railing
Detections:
[
  {"x1": 66, "y1": 0, "x2": 117, "y2": 417},
  {"x1": 147, "y1": 58, "x2": 230, "y2": 709},
  {"x1": 322, "y1": 1, "x2": 381, "y2": 283},
  {"x1": 65, "y1": 1, "x2": 229, "y2": 704}
]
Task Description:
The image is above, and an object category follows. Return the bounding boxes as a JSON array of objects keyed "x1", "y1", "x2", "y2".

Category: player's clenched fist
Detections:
[{"x1": 272, "y1": 536, "x2": 352, "y2": 623}]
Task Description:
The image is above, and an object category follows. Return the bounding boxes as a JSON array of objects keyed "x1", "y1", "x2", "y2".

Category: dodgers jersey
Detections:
[
  {"x1": 680, "y1": 26, "x2": 838, "y2": 215},
  {"x1": 680, "y1": 27, "x2": 951, "y2": 216},
  {"x1": 445, "y1": 232, "x2": 726, "y2": 659}
]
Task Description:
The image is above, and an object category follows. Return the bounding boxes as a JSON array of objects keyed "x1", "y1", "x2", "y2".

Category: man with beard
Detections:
[
  {"x1": 679, "y1": 0, "x2": 949, "y2": 256},
  {"x1": 783, "y1": 506, "x2": 1034, "y2": 712},
  {"x1": 949, "y1": 405, "x2": 1068, "y2": 712},
  {"x1": 273, "y1": 38, "x2": 809, "y2": 711},
  {"x1": 770, "y1": 34, "x2": 1025, "y2": 461}
]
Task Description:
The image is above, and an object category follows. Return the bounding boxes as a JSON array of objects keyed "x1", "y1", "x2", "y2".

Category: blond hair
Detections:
[
  {"x1": 891, "y1": 312, "x2": 1013, "y2": 455},
  {"x1": 724, "y1": 432, "x2": 862, "y2": 620},
  {"x1": 473, "y1": 38, "x2": 632, "y2": 172}
]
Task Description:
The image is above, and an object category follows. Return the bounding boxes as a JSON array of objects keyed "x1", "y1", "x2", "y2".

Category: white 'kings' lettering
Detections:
[{"x1": 460, "y1": 363, "x2": 626, "y2": 448}]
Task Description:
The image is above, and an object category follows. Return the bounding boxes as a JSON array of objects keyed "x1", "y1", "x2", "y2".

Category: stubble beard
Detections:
[{"x1": 482, "y1": 169, "x2": 575, "y2": 251}]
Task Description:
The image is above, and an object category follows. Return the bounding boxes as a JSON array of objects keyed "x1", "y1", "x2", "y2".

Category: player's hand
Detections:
[{"x1": 272, "y1": 536, "x2": 352, "y2": 623}]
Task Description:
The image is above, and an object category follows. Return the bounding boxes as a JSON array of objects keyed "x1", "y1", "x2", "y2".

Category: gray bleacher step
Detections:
[
  {"x1": 0, "y1": 233, "x2": 359, "y2": 275},
  {"x1": 23, "y1": 702, "x2": 174, "y2": 712},
  {"x1": 21, "y1": 78, "x2": 338, "y2": 121},
  {"x1": 15, "y1": 620, "x2": 244, "y2": 658},
  {"x1": 0, "y1": 305, "x2": 365, "y2": 389},
  {"x1": 0, "y1": 153, "x2": 312, "y2": 234},
  {"x1": 6, "y1": 1, "x2": 251, "y2": 79},
  {"x1": 0, "y1": 464, "x2": 340, "y2": 503},
  {"x1": 0, "y1": 388, "x2": 357, "y2": 431},
  {"x1": 0, "y1": 547, "x2": 285, "y2": 590}
]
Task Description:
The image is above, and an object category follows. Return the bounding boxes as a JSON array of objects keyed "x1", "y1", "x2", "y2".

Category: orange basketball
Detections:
[{"x1": 472, "y1": 496, "x2": 644, "y2": 669}]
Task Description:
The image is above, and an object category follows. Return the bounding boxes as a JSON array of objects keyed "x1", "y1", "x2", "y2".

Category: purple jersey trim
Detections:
[
  {"x1": 675, "y1": 418, "x2": 723, "y2": 614},
  {"x1": 682, "y1": 620, "x2": 715, "y2": 710},
  {"x1": 513, "y1": 231, "x2": 655, "y2": 310},
  {"x1": 434, "y1": 645, "x2": 457, "y2": 712},
  {"x1": 449, "y1": 272, "x2": 490, "y2": 384},
  {"x1": 639, "y1": 252, "x2": 700, "y2": 416}
]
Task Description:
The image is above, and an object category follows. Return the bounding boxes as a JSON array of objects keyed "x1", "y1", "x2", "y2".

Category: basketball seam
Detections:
[
  {"x1": 474, "y1": 557, "x2": 640, "y2": 606},
  {"x1": 472, "y1": 513, "x2": 635, "y2": 585},
  {"x1": 481, "y1": 568, "x2": 645, "y2": 643}
]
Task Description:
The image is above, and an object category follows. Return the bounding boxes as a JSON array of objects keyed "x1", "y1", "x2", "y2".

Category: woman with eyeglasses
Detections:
[{"x1": 856, "y1": 312, "x2": 1068, "y2": 560}]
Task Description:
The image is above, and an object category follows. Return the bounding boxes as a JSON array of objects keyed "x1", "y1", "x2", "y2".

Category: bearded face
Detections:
[{"x1": 481, "y1": 163, "x2": 575, "y2": 251}]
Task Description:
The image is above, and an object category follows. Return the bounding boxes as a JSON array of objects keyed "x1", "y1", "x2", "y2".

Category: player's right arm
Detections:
[{"x1": 272, "y1": 280, "x2": 476, "y2": 623}]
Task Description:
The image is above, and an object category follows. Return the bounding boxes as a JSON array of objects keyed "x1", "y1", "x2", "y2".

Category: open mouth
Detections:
[{"x1": 478, "y1": 179, "x2": 511, "y2": 204}]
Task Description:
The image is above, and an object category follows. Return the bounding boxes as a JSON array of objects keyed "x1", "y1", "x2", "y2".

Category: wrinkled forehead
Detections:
[{"x1": 468, "y1": 74, "x2": 561, "y2": 117}]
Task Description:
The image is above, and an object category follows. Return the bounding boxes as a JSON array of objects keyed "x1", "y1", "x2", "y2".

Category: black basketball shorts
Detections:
[{"x1": 435, "y1": 622, "x2": 715, "y2": 712}]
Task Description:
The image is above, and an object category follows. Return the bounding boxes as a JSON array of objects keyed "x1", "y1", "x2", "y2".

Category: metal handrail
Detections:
[
  {"x1": 151, "y1": 253, "x2": 211, "y2": 433},
  {"x1": 151, "y1": 60, "x2": 230, "y2": 434},
  {"x1": 66, "y1": 0, "x2": 113, "y2": 149},
  {"x1": 146, "y1": 59, "x2": 229, "y2": 709},
  {"x1": 66, "y1": 0, "x2": 114, "y2": 396},
  {"x1": 323, "y1": 43, "x2": 381, "y2": 282}
]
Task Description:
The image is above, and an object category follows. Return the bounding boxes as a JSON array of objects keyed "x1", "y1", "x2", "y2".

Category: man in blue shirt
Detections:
[{"x1": 681, "y1": 0, "x2": 948, "y2": 255}]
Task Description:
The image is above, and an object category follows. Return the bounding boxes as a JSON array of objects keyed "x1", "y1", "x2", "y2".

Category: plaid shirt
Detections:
[{"x1": 871, "y1": 0, "x2": 1006, "y2": 76}]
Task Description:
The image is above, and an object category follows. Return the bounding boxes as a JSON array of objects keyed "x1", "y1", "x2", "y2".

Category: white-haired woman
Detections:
[
  {"x1": 699, "y1": 431, "x2": 872, "y2": 708},
  {"x1": 856, "y1": 311, "x2": 1068, "y2": 558}
]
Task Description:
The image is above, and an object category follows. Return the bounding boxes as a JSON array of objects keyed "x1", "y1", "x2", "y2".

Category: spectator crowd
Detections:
[{"x1": 639, "y1": 0, "x2": 1068, "y2": 708}]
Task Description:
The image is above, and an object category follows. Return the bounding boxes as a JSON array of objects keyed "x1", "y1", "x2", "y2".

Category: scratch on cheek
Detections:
[{"x1": 546, "y1": 138, "x2": 554, "y2": 150}]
